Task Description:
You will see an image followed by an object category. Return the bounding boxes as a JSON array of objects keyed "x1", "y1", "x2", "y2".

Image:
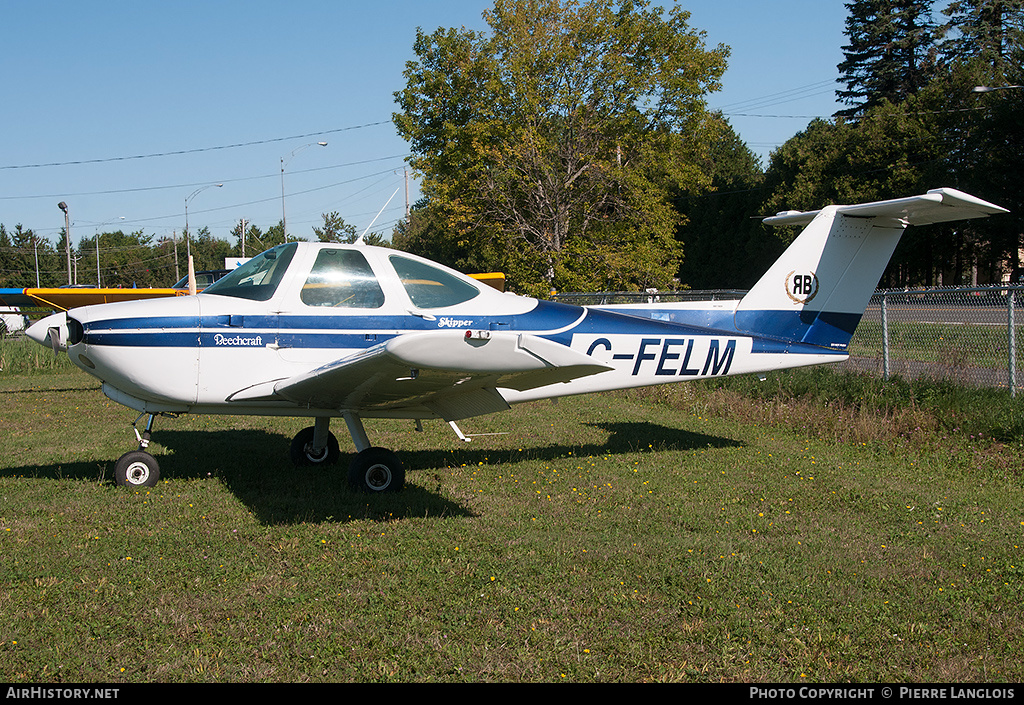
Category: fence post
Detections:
[
  {"x1": 1010, "y1": 288, "x2": 1017, "y2": 398},
  {"x1": 881, "y1": 292, "x2": 890, "y2": 381}
]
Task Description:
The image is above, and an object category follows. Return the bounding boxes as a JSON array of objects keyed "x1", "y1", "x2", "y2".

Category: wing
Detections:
[
  {"x1": 232, "y1": 330, "x2": 612, "y2": 421},
  {"x1": 0, "y1": 287, "x2": 185, "y2": 311}
]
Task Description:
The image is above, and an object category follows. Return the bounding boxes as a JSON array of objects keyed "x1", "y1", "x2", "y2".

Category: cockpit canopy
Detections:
[{"x1": 202, "y1": 243, "x2": 485, "y2": 309}]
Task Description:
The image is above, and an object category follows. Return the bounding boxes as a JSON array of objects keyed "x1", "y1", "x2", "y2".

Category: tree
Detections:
[
  {"x1": 837, "y1": 0, "x2": 940, "y2": 116},
  {"x1": 922, "y1": 56, "x2": 1024, "y2": 284},
  {"x1": 394, "y1": 0, "x2": 728, "y2": 295},
  {"x1": 762, "y1": 89, "x2": 958, "y2": 287},
  {"x1": 313, "y1": 211, "x2": 358, "y2": 243},
  {"x1": 82, "y1": 230, "x2": 161, "y2": 288},
  {"x1": 942, "y1": 0, "x2": 1024, "y2": 70},
  {"x1": 929, "y1": 2, "x2": 1024, "y2": 283},
  {"x1": 674, "y1": 118, "x2": 778, "y2": 290},
  {"x1": 0, "y1": 224, "x2": 57, "y2": 288},
  {"x1": 189, "y1": 227, "x2": 232, "y2": 275}
]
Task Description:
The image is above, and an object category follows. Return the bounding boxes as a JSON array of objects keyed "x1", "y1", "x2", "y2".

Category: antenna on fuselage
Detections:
[{"x1": 355, "y1": 187, "x2": 401, "y2": 245}]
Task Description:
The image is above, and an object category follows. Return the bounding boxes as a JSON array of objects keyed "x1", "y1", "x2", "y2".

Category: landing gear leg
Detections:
[
  {"x1": 343, "y1": 412, "x2": 405, "y2": 493},
  {"x1": 290, "y1": 416, "x2": 340, "y2": 466},
  {"x1": 114, "y1": 413, "x2": 161, "y2": 488}
]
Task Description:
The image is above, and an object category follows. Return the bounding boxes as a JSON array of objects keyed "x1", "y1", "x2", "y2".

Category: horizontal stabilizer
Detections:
[{"x1": 763, "y1": 188, "x2": 1008, "y2": 227}]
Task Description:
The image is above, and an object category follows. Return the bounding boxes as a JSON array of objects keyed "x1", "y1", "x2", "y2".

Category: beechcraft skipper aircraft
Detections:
[{"x1": 26, "y1": 188, "x2": 1008, "y2": 492}]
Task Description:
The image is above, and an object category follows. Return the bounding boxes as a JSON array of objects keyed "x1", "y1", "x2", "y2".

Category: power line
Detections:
[
  {"x1": 12, "y1": 166, "x2": 411, "y2": 240},
  {"x1": 713, "y1": 80, "x2": 837, "y2": 113},
  {"x1": 0, "y1": 121, "x2": 392, "y2": 170},
  {"x1": 0, "y1": 154, "x2": 410, "y2": 201}
]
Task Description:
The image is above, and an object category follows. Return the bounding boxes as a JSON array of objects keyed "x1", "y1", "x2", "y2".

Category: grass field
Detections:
[{"x1": 1, "y1": 337, "x2": 1023, "y2": 683}]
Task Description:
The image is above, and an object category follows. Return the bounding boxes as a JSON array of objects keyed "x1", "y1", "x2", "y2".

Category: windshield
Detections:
[{"x1": 202, "y1": 244, "x2": 297, "y2": 301}]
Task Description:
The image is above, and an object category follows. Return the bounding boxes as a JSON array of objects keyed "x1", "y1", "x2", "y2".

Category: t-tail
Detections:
[
  {"x1": 735, "y1": 188, "x2": 1008, "y2": 350},
  {"x1": 599, "y1": 188, "x2": 1009, "y2": 352}
]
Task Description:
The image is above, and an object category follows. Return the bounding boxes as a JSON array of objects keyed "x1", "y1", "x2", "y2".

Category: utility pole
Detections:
[
  {"x1": 240, "y1": 218, "x2": 247, "y2": 258},
  {"x1": 58, "y1": 201, "x2": 71, "y2": 285}
]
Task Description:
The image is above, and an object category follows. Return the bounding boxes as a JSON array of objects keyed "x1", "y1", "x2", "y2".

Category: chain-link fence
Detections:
[
  {"x1": 555, "y1": 285, "x2": 1024, "y2": 395},
  {"x1": 840, "y1": 285, "x2": 1023, "y2": 395}
]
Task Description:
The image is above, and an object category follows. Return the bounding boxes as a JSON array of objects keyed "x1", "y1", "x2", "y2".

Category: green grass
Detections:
[
  {"x1": 700, "y1": 365, "x2": 1024, "y2": 445},
  {"x1": 0, "y1": 334, "x2": 79, "y2": 376},
  {"x1": 1, "y1": 343, "x2": 1023, "y2": 682}
]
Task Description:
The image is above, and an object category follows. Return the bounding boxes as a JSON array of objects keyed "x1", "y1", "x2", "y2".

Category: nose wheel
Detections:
[
  {"x1": 114, "y1": 413, "x2": 162, "y2": 488},
  {"x1": 114, "y1": 450, "x2": 161, "y2": 488}
]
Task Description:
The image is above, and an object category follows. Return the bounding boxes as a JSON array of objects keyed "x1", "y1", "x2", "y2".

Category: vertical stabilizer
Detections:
[{"x1": 734, "y1": 189, "x2": 1008, "y2": 350}]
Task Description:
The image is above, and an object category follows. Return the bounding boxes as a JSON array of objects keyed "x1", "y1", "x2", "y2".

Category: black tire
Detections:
[
  {"x1": 347, "y1": 447, "x2": 405, "y2": 493},
  {"x1": 114, "y1": 451, "x2": 161, "y2": 488},
  {"x1": 290, "y1": 426, "x2": 341, "y2": 466}
]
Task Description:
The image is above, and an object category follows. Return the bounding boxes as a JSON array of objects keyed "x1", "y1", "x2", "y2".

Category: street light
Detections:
[
  {"x1": 95, "y1": 216, "x2": 124, "y2": 287},
  {"x1": 184, "y1": 183, "x2": 223, "y2": 259},
  {"x1": 57, "y1": 201, "x2": 70, "y2": 285},
  {"x1": 280, "y1": 141, "x2": 327, "y2": 241}
]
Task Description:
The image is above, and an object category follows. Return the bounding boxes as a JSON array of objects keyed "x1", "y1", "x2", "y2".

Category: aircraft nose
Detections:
[{"x1": 26, "y1": 311, "x2": 69, "y2": 354}]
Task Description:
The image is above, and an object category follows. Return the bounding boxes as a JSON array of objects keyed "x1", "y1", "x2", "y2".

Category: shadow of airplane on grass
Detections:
[{"x1": 2, "y1": 420, "x2": 741, "y2": 525}]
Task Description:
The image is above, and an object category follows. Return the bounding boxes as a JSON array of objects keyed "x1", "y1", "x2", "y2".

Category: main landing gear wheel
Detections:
[
  {"x1": 290, "y1": 426, "x2": 341, "y2": 466},
  {"x1": 114, "y1": 451, "x2": 161, "y2": 488},
  {"x1": 348, "y1": 447, "x2": 405, "y2": 493}
]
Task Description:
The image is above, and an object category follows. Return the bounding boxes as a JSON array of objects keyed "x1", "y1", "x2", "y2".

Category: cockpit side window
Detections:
[
  {"x1": 203, "y1": 244, "x2": 297, "y2": 301},
  {"x1": 300, "y1": 249, "x2": 385, "y2": 308},
  {"x1": 390, "y1": 255, "x2": 480, "y2": 308}
]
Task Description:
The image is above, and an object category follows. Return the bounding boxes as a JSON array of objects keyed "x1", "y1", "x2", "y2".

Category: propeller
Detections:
[{"x1": 46, "y1": 326, "x2": 63, "y2": 356}]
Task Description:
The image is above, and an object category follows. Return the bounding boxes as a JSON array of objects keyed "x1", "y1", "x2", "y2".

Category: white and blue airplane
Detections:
[{"x1": 26, "y1": 188, "x2": 1007, "y2": 492}]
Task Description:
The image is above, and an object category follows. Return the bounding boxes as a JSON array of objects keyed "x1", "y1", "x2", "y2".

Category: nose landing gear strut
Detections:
[{"x1": 113, "y1": 413, "x2": 161, "y2": 488}]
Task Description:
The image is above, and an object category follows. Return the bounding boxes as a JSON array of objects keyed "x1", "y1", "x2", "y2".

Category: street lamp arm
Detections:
[
  {"x1": 280, "y1": 142, "x2": 328, "y2": 242},
  {"x1": 972, "y1": 85, "x2": 1024, "y2": 93},
  {"x1": 183, "y1": 183, "x2": 223, "y2": 260}
]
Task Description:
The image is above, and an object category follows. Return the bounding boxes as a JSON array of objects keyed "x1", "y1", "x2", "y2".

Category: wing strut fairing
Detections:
[{"x1": 271, "y1": 330, "x2": 612, "y2": 421}]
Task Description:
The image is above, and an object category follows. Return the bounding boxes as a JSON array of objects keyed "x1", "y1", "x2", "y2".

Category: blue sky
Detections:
[{"x1": 1, "y1": 1, "x2": 850, "y2": 251}]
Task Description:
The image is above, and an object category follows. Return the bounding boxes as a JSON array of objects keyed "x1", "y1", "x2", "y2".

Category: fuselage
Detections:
[{"x1": 31, "y1": 241, "x2": 846, "y2": 420}]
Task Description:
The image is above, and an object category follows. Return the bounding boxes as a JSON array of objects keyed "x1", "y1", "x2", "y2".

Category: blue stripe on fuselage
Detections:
[
  {"x1": 596, "y1": 305, "x2": 861, "y2": 351},
  {"x1": 77, "y1": 299, "x2": 849, "y2": 357}
]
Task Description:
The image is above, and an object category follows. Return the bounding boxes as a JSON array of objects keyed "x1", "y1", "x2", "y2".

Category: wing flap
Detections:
[{"x1": 270, "y1": 330, "x2": 611, "y2": 420}]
